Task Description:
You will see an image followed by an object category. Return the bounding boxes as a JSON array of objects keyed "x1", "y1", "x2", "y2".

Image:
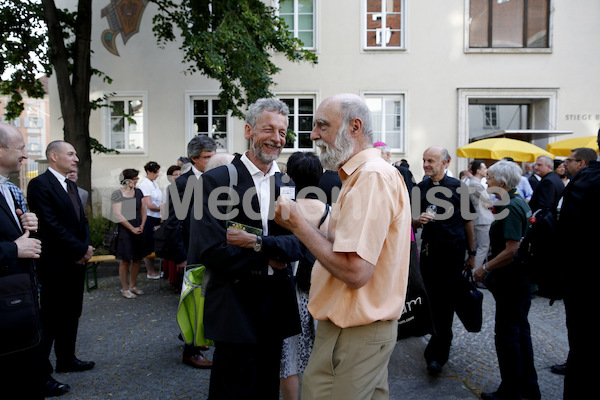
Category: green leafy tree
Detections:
[{"x1": 1, "y1": 0, "x2": 317, "y2": 199}]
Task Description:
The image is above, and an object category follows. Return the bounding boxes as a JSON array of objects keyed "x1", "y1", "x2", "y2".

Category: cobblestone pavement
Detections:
[{"x1": 48, "y1": 262, "x2": 567, "y2": 399}]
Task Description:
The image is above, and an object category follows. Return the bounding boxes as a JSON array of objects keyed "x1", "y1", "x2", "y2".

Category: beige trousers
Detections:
[{"x1": 301, "y1": 319, "x2": 397, "y2": 400}]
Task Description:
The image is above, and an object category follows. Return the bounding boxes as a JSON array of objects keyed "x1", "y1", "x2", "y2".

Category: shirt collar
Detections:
[
  {"x1": 241, "y1": 152, "x2": 280, "y2": 178},
  {"x1": 191, "y1": 165, "x2": 203, "y2": 178},
  {"x1": 48, "y1": 167, "x2": 68, "y2": 184},
  {"x1": 0, "y1": 175, "x2": 8, "y2": 185},
  {"x1": 339, "y1": 148, "x2": 380, "y2": 182}
]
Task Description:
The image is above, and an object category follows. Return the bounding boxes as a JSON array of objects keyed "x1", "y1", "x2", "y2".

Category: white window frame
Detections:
[
  {"x1": 184, "y1": 92, "x2": 232, "y2": 153},
  {"x1": 274, "y1": 0, "x2": 317, "y2": 51},
  {"x1": 464, "y1": 0, "x2": 553, "y2": 54},
  {"x1": 362, "y1": 0, "x2": 406, "y2": 51},
  {"x1": 457, "y1": 87, "x2": 559, "y2": 172},
  {"x1": 276, "y1": 93, "x2": 317, "y2": 152},
  {"x1": 103, "y1": 92, "x2": 148, "y2": 154},
  {"x1": 362, "y1": 91, "x2": 407, "y2": 153}
]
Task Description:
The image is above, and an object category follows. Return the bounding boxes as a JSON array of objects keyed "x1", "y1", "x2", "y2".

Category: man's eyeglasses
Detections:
[{"x1": 564, "y1": 158, "x2": 582, "y2": 163}]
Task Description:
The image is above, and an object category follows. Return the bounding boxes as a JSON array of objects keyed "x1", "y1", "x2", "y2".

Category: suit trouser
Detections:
[
  {"x1": 564, "y1": 287, "x2": 594, "y2": 399},
  {"x1": 420, "y1": 240, "x2": 466, "y2": 366},
  {"x1": 39, "y1": 265, "x2": 85, "y2": 372},
  {"x1": 420, "y1": 242, "x2": 466, "y2": 365},
  {"x1": 301, "y1": 319, "x2": 397, "y2": 400},
  {"x1": 208, "y1": 340, "x2": 282, "y2": 400}
]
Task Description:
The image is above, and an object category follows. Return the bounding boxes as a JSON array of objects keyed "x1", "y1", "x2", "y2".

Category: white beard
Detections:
[{"x1": 316, "y1": 126, "x2": 355, "y2": 170}]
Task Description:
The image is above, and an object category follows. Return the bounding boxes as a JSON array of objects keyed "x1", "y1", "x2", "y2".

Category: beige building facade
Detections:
[{"x1": 46, "y1": 0, "x2": 600, "y2": 207}]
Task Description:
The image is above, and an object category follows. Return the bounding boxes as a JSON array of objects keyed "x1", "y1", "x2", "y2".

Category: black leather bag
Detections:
[
  {"x1": 153, "y1": 223, "x2": 171, "y2": 259},
  {"x1": 455, "y1": 271, "x2": 483, "y2": 333},
  {"x1": 398, "y1": 240, "x2": 435, "y2": 340},
  {"x1": 103, "y1": 223, "x2": 119, "y2": 255},
  {"x1": 0, "y1": 273, "x2": 42, "y2": 356}
]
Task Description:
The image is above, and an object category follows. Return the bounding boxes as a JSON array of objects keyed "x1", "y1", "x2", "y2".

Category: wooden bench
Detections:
[
  {"x1": 85, "y1": 252, "x2": 160, "y2": 292},
  {"x1": 85, "y1": 255, "x2": 117, "y2": 292}
]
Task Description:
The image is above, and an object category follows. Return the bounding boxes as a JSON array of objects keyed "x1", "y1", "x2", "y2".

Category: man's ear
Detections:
[
  {"x1": 244, "y1": 124, "x2": 253, "y2": 140},
  {"x1": 349, "y1": 118, "x2": 363, "y2": 136}
]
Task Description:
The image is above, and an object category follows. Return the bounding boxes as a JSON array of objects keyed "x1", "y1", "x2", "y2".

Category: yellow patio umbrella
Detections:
[
  {"x1": 546, "y1": 136, "x2": 599, "y2": 157},
  {"x1": 457, "y1": 138, "x2": 555, "y2": 162}
]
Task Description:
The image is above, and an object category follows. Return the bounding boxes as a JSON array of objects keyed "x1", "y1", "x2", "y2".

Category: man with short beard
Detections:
[
  {"x1": 275, "y1": 93, "x2": 412, "y2": 399},
  {"x1": 188, "y1": 98, "x2": 302, "y2": 399}
]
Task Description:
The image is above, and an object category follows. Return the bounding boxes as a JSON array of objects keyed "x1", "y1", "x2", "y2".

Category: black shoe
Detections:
[
  {"x1": 56, "y1": 357, "x2": 96, "y2": 373},
  {"x1": 426, "y1": 361, "x2": 442, "y2": 375},
  {"x1": 550, "y1": 362, "x2": 567, "y2": 375},
  {"x1": 44, "y1": 377, "x2": 70, "y2": 397}
]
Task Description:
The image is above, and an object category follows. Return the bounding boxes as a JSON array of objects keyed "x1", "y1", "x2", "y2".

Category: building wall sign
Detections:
[{"x1": 101, "y1": 0, "x2": 149, "y2": 56}]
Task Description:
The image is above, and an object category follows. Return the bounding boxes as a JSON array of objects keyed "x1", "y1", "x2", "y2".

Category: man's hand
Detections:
[
  {"x1": 226, "y1": 228, "x2": 256, "y2": 248},
  {"x1": 176, "y1": 260, "x2": 187, "y2": 271},
  {"x1": 464, "y1": 254, "x2": 475, "y2": 271},
  {"x1": 77, "y1": 245, "x2": 95, "y2": 264},
  {"x1": 268, "y1": 259, "x2": 286, "y2": 270},
  {"x1": 17, "y1": 209, "x2": 38, "y2": 232},
  {"x1": 14, "y1": 230, "x2": 42, "y2": 259},
  {"x1": 130, "y1": 226, "x2": 143, "y2": 234},
  {"x1": 417, "y1": 212, "x2": 435, "y2": 226},
  {"x1": 274, "y1": 195, "x2": 304, "y2": 233},
  {"x1": 473, "y1": 266, "x2": 486, "y2": 282}
]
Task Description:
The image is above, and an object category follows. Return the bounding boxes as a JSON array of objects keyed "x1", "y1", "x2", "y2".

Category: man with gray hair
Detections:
[
  {"x1": 529, "y1": 155, "x2": 564, "y2": 212},
  {"x1": 275, "y1": 93, "x2": 411, "y2": 399},
  {"x1": 164, "y1": 134, "x2": 216, "y2": 369},
  {"x1": 189, "y1": 98, "x2": 302, "y2": 398}
]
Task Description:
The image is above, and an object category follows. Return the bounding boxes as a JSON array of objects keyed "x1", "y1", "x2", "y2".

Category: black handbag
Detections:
[
  {"x1": 103, "y1": 223, "x2": 119, "y2": 255},
  {"x1": 398, "y1": 240, "x2": 435, "y2": 340},
  {"x1": 454, "y1": 271, "x2": 484, "y2": 333},
  {"x1": 0, "y1": 273, "x2": 42, "y2": 356},
  {"x1": 153, "y1": 223, "x2": 170, "y2": 259}
]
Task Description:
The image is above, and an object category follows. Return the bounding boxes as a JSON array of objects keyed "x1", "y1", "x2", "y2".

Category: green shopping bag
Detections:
[{"x1": 176, "y1": 265, "x2": 214, "y2": 347}]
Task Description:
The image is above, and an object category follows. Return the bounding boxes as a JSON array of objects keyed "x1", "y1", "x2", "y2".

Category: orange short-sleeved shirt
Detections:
[{"x1": 308, "y1": 148, "x2": 411, "y2": 328}]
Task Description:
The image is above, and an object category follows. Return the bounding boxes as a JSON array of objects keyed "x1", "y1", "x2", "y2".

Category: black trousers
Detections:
[
  {"x1": 39, "y1": 265, "x2": 85, "y2": 373},
  {"x1": 0, "y1": 341, "x2": 46, "y2": 399},
  {"x1": 487, "y1": 269, "x2": 539, "y2": 399},
  {"x1": 564, "y1": 288, "x2": 594, "y2": 399},
  {"x1": 420, "y1": 240, "x2": 466, "y2": 366},
  {"x1": 208, "y1": 340, "x2": 282, "y2": 400}
]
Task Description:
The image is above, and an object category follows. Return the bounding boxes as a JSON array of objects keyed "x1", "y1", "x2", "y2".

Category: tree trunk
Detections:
[{"x1": 42, "y1": 0, "x2": 93, "y2": 212}]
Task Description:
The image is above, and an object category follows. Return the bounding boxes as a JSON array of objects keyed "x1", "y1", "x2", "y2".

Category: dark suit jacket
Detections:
[
  {"x1": 189, "y1": 155, "x2": 302, "y2": 344},
  {"x1": 163, "y1": 169, "x2": 196, "y2": 264},
  {"x1": 0, "y1": 187, "x2": 33, "y2": 275},
  {"x1": 529, "y1": 171, "x2": 564, "y2": 213},
  {"x1": 27, "y1": 170, "x2": 90, "y2": 281},
  {"x1": 528, "y1": 174, "x2": 541, "y2": 191}
]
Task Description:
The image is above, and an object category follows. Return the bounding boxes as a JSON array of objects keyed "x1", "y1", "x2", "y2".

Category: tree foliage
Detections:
[
  {"x1": 0, "y1": 0, "x2": 317, "y2": 199},
  {"x1": 151, "y1": 0, "x2": 318, "y2": 118}
]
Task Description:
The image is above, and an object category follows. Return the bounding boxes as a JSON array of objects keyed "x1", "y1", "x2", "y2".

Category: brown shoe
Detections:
[{"x1": 182, "y1": 353, "x2": 212, "y2": 369}]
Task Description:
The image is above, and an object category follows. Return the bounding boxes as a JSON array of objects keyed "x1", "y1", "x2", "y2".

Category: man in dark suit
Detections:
[
  {"x1": 27, "y1": 140, "x2": 95, "y2": 395},
  {"x1": 188, "y1": 98, "x2": 302, "y2": 399},
  {"x1": 557, "y1": 151, "x2": 600, "y2": 399},
  {"x1": 528, "y1": 155, "x2": 564, "y2": 213},
  {"x1": 0, "y1": 123, "x2": 45, "y2": 398},
  {"x1": 164, "y1": 134, "x2": 216, "y2": 369}
]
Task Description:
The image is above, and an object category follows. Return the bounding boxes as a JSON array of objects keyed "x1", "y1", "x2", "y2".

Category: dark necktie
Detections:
[{"x1": 66, "y1": 179, "x2": 81, "y2": 220}]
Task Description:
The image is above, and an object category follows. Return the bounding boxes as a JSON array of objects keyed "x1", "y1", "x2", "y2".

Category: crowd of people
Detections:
[{"x1": 1, "y1": 94, "x2": 597, "y2": 399}]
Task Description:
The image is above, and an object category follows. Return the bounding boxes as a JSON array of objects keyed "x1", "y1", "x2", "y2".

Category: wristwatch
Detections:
[
  {"x1": 253, "y1": 235, "x2": 262, "y2": 252},
  {"x1": 468, "y1": 249, "x2": 476, "y2": 256}
]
